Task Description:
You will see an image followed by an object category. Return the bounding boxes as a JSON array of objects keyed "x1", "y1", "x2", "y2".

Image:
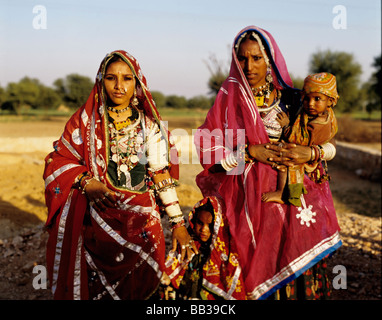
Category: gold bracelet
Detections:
[{"x1": 81, "y1": 177, "x2": 95, "y2": 194}]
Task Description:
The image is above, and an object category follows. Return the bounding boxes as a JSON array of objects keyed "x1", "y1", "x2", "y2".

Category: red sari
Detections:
[
  {"x1": 43, "y1": 50, "x2": 178, "y2": 300},
  {"x1": 194, "y1": 26, "x2": 341, "y2": 299}
]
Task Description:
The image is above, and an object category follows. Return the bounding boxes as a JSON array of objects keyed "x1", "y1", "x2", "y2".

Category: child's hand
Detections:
[
  {"x1": 172, "y1": 226, "x2": 198, "y2": 262},
  {"x1": 276, "y1": 112, "x2": 290, "y2": 128}
]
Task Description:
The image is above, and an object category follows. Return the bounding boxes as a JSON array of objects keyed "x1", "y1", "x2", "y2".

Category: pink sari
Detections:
[
  {"x1": 43, "y1": 50, "x2": 178, "y2": 299},
  {"x1": 194, "y1": 26, "x2": 341, "y2": 299}
]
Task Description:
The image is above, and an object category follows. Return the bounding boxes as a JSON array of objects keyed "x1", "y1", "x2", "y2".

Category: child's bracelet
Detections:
[{"x1": 170, "y1": 221, "x2": 185, "y2": 232}]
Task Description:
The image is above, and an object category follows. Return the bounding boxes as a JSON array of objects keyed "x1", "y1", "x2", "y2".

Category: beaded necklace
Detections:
[
  {"x1": 108, "y1": 106, "x2": 144, "y2": 182},
  {"x1": 107, "y1": 105, "x2": 130, "y2": 117}
]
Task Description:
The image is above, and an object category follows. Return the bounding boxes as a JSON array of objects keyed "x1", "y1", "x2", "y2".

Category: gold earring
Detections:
[{"x1": 131, "y1": 90, "x2": 139, "y2": 107}]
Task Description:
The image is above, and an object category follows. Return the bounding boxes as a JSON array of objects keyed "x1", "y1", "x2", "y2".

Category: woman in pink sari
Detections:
[
  {"x1": 194, "y1": 26, "x2": 341, "y2": 299},
  {"x1": 43, "y1": 50, "x2": 197, "y2": 300}
]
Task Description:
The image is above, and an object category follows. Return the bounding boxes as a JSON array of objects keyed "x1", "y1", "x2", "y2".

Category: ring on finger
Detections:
[
  {"x1": 104, "y1": 191, "x2": 110, "y2": 197},
  {"x1": 181, "y1": 245, "x2": 186, "y2": 250},
  {"x1": 95, "y1": 198, "x2": 100, "y2": 203},
  {"x1": 101, "y1": 196, "x2": 106, "y2": 201}
]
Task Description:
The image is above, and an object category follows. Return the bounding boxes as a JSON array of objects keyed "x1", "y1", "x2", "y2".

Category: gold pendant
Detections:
[
  {"x1": 255, "y1": 96, "x2": 264, "y2": 106},
  {"x1": 114, "y1": 119, "x2": 131, "y2": 130}
]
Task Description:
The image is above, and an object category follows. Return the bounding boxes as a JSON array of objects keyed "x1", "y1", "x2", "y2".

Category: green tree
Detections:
[
  {"x1": 308, "y1": 50, "x2": 362, "y2": 113},
  {"x1": 54, "y1": 74, "x2": 93, "y2": 109},
  {"x1": 187, "y1": 95, "x2": 213, "y2": 109},
  {"x1": 365, "y1": 54, "x2": 381, "y2": 115},
  {"x1": 151, "y1": 91, "x2": 166, "y2": 109},
  {"x1": 1, "y1": 77, "x2": 42, "y2": 113},
  {"x1": 0, "y1": 85, "x2": 5, "y2": 108},
  {"x1": 205, "y1": 54, "x2": 229, "y2": 96},
  {"x1": 290, "y1": 74, "x2": 304, "y2": 90},
  {"x1": 165, "y1": 95, "x2": 188, "y2": 109},
  {"x1": 36, "y1": 86, "x2": 62, "y2": 110}
]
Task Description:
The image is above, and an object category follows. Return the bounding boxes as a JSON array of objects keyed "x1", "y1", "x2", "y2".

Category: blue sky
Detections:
[{"x1": 0, "y1": 0, "x2": 380, "y2": 98}]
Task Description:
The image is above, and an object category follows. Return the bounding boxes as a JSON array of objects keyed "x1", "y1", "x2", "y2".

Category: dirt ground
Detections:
[{"x1": 0, "y1": 118, "x2": 380, "y2": 300}]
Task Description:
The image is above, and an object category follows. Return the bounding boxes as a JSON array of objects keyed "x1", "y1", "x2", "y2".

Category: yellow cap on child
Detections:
[{"x1": 302, "y1": 72, "x2": 340, "y2": 106}]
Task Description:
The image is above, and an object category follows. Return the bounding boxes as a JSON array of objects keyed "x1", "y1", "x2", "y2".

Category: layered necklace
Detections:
[
  {"x1": 107, "y1": 105, "x2": 144, "y2": 182},
  {"x1": 251, "y1": 82, "x2": 281, "y2": 114}
]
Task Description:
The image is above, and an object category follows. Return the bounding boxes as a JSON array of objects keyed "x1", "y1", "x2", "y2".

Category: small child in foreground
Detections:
[{"x1": 161, "y1": 196, "x2": 246, "y2": 300}]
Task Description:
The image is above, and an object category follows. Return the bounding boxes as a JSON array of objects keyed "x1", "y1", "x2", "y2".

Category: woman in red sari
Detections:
[
  {"x1": 194, "y1": 26, "x2": 341, "y2": 299},
  {"x1": 43, "y1": 50, "x2": 197, "y2": 300}
]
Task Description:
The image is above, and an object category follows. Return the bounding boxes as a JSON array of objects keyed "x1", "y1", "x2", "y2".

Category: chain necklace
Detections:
[{"x1": 107, "y1": 105, "x2": 131, "y2": 117}]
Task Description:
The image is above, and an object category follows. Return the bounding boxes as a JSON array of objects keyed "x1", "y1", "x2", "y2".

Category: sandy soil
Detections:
[{"x1": 0, "y1": 118, "x2": 380, "y2": 300}]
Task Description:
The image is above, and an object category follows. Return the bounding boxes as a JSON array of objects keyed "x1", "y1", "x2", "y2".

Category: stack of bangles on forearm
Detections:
[
  {"x1": 221, "y1": 152, "x2": 238, "y2": 171},
  {"x1": 220, "y1": 145, "x2": 247, "y2": 171},
  {"x1": 311, "y1": 143, "x2": 336, "y2": 162},
  {"x1": 157, "y1": 186, "x2": 185, "y2": 230},
  {"x1": 76, "y1": 172, "x2": 96, "y2": 194}
]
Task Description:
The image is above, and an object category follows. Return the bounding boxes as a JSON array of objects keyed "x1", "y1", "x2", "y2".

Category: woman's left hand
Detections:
[
  {"x1": 266, "y1": 141, "x2": 311, "y2": 166},
  {"x1": 172, "y1": 226, "x2": 198, "y2": 262}
]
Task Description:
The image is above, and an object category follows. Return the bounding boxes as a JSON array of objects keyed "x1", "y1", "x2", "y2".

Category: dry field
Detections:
[{"x1": 0, "y1": 115, "x2": 380, "y2": 300}]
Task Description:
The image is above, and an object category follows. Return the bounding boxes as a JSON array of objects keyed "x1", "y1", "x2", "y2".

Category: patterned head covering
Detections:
[{"x1": 302, "y1": 72, "x2": 340, "y2": 106}]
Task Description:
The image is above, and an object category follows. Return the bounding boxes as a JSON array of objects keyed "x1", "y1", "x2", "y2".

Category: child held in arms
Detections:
[{"x1": 262, "y1": 72, "x2": 339, "y2": 206}]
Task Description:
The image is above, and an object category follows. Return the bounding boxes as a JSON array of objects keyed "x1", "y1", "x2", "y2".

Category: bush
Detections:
[{"x1": 336, "y1": 116, "x2": 381, "y2": 143}]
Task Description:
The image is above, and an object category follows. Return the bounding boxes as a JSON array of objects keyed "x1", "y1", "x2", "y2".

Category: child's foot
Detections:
[{"x1": 262, "y1": 191, "x2": 284, "y2": 204}]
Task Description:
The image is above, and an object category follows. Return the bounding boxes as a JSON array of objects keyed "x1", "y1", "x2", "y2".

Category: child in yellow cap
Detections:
[{"x1": 262, "y1": 72, "x2": 339, "y2": 206}]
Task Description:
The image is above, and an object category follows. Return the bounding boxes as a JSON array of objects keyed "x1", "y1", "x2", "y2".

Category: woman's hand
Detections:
[
  {"x1": 172, "y1": 226, "x2": 198, "y2": 262},
  {"x1": 247, "y1": 143, "x2": 287, "y2": 172},
  {"x1": 84, "y1": 178, "x2": 117, "y2": 211},
  {"x1": 266, "y1": 141, "x2": 312, "y2": 166},
  {"x1": 248, "y1": 141, "x2": 312, "y2": 169}
]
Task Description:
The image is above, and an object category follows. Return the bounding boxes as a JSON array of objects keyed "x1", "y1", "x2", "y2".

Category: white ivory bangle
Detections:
[
  {"x1": 165, "y1": 203, "x2": 182, "y2": 217},
  {"x1": 321, "y1": 142, "x2": 336, "y2": 161},
  {"x1": 147, "y1": 132, "x2": 169, "y2": 171},
  {"x1": 157, "y1": 187, "x2": 181, "y2": 217},
  {"x1": 221, "y1": 152, "x2": 238, "y2": 171}
]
